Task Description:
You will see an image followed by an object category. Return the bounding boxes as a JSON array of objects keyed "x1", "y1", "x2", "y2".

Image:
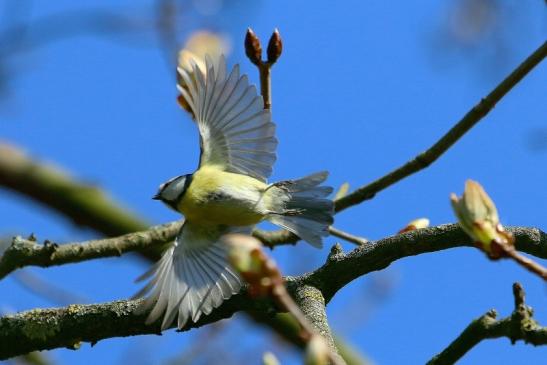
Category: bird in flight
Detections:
[{"x1": 135, "y1": 55, "x2": 334, "y2": 330}]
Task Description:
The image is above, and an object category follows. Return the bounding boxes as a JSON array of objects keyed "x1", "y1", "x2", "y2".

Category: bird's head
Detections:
[{"x1": 153, "y1": 174, "x2": 192, "y2": 210}]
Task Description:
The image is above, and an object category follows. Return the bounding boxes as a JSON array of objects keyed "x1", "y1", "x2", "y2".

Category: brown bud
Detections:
[
  {"x1": 245, "y1": 28, "x2": 262, "y2": 65},
  {"x1": 223, "y1": 233, "x2": 283, "y2": 298},
  {"x1": 267, "y1": 28, "x2": 283, "y2": 64}
]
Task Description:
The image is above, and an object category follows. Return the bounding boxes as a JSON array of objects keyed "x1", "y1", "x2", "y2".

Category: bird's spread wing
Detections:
[
  {"x1": 134, "y1": 222, "x2": 248, "y2": 330},
  {"x1": 177, "y1": 56, "x2": 277, "y2": 182}
]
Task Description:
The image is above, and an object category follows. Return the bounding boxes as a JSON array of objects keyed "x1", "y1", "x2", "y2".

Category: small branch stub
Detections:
[
  {"x1": 512, "y1": 282, "x2": 525, "y2": 308},
  {"x1": 427, "y1": 282, "x2": 547, "y2": 365}
]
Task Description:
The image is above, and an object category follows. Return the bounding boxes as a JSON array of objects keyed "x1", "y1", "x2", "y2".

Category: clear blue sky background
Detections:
[{"x1": 1, "y1": 1, "x2": 546, "y2": 364}]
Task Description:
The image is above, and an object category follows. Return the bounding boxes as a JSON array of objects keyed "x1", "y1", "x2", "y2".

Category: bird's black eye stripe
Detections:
[{"x1": 176, "y1": 173, "x2": 193, "y2": 201}]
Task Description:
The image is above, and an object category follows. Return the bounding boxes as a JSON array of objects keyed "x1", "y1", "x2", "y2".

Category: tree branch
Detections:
[
  {"x1": 302, "y1": 225, "x2": 547, "y2": 302},
  {"x1": 504, "y1": 248, "x2": 547, "y2": 280},
  {"x1": 291, "y1": 284, "x2": 346, "y2": 364},
  {"x1": 0, "y1": 144, "x2": 149, "y2": 239},
  {"x1": 1, "y1": 224, "x2": 545, "y2": 359},
  {"x1": 0, "y1": 221, "x2": 181, "y2": 280},
  {"x1": 0, "y1": 221, "x2": 372, "y2": 279},
  {"x1": 427, "y1": 283, "x2": 547, "y2": 365},
  {"x1": 334, "y1": 40, "x2": 547, "y2": 213},
  {"x1": 2, "y1": 224, "x2": 545, "y2": 290},
  {"x1": 0, "y1": 295, "x2": 265, "y2": 360}
]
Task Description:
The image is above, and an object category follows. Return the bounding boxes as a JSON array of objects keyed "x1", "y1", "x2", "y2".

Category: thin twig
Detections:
[
  {"x1": 334, "y1": 41, "x2": 547, "y2": 213},
  {"x1": 328, "y1": 226, "x2": 369, "y2": 246},
  {"x1": 504, "y1": 248, "x2": 547, "y2": 280},
  {"x1": 155, "y1": 0, "x2": 179, "y2": 71},
  {"x1": 427, "y1": 283, "x2": 547, "y2": 365},
  {"x1": 259, "y1": 62, "x2": 272, "y2": 109}
]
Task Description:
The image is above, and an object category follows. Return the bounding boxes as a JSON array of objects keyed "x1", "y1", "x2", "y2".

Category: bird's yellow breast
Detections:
[{"x1": 177, "y1": 165, "x2": 270, "y2": 226}]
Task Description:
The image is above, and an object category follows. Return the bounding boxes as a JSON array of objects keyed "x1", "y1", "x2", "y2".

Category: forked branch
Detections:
[{"x1": 427, "y1": 283, "x2": 547, "y2": 365}]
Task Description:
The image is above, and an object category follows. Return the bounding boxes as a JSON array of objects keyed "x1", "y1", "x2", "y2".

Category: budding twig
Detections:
[
  {"x1": 451, "y1": 180, "x2": 547, "y2": 281},
  {"x1": 503, "y1": 248, "x2": 547, "y2": 281},
  {"x1": 225, "y1": 234, "x2": 345, "y2": 365},
  {"x1": 244, "y1": 28, "x2": 283, "y2": 110}
]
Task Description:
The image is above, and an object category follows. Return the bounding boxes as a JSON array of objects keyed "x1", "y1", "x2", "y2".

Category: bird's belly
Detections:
[
  {"x1": 187, "y1": 199, "x2": 264, "y2": 226},
  {"x1": 178, "y1": 168, "x2": 269, "y2": 226}
]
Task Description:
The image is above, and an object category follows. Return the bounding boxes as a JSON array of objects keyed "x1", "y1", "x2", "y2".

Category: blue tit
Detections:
[{"x1": 135, "y1": 56, "x2": 334, "y2": 330}]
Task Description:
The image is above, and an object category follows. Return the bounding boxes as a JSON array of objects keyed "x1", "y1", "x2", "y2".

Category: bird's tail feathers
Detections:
[{"x1": 267, "y1": 171, "x2": 334, "y2": 248}]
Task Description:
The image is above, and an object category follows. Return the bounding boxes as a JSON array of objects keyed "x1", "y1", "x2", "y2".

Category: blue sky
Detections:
[{"x1": 1, "y1": 1, "x2": 546, "y2": 364}]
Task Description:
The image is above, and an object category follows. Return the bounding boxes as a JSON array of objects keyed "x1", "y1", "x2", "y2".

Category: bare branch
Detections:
[
  {"x1": 0, "y1": 143, "x2": 149, "y2": 239},
  {"x1": 0, "y1": 221, "x2": 181, "y2": 280},
  {"x1": 0, "y1": 296, "x2": 262, "y2": 360},
  {"x1": 2, "y1": 223, "x2": 545, "y2": 286},
  {"x1": 1, "y1": 224, "x2": 545, "y2": 359},
  {"x1": 328, "y1": 226, "x2": 369, "y2": 246},
  {"x1": 504, "y1": 248, "x2": 547, "y2": 281},
  {"x1": 291, "y1": 285, "x2": 346, "y2": 365},
  {"x1": 427, "y1": 283, "x2": 547, "y2": 365},
  {"x1": 334, "y1": 41, "x2": 547, "y2": 213},
  {"x1": 303, "y1": 225, "x2": 547, "y2": 302},
  {"x1": 0, "y1": 220, "x2": 365, "y2": 280}
]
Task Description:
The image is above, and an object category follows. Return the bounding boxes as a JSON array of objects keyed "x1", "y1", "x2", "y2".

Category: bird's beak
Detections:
[{"x1": 152, "y1": 193, "x2": 161, "y2": 200}]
